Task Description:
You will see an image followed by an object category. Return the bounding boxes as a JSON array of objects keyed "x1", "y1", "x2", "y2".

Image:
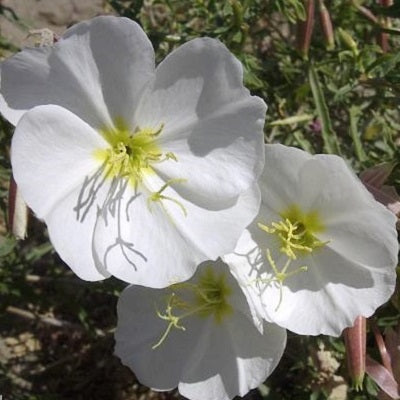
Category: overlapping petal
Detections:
[
  {"x1": 115, "y1": 261, "x2": 286, "y2": 400},
  {"x1": 93, "y1": 178, "x2": 260, "y2": 288},
  {"x1": 135, "y1": 38, "x2": 266, "y2": 208},
  {"x1": 11, "y1": 105, "x2": 110, "y2": 280},
  {"x1": 0, "y1": 16, "x2": 154, "y2": 128}
]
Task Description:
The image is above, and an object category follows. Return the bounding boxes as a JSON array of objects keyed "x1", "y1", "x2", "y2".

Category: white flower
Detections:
[
  {"x1": 115, "y1": 259, "x2": 286, "y2": 400},
  {"x1": 1, "y1": 16, "x2": 266, "y2": 287},
  {"x1": 225, "y1": 144, "x2": 399, "y2": 336}
]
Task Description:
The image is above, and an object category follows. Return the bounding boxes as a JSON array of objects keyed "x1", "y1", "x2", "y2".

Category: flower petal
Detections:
[
  {"x1": 154, "y1": 179, "x2": 261, "y2": 261},
  {"x1": 298, "y1": 154, "x2": 392, "y2": 221},
  {"x1": 92, "y1": 184, "x2": 198, "y2": 287},
  {"x1": 321, "y1": 207, "x2": 398, "y2": 270},
  {"x1": 11, "y1": 105, "x2": 110, "y2": 280},
  {"x1": 227, "y1": 144, "x2": 399, "y2": 336},
  {"x1": 1, "y1": 16, "x2": 154, "y2": 128},
  {"x1": 115, "y1": 284, "x2": 196, "y2": 390},
  {"x1": 228, "y1": 229, "x2": 395, "y2": 335},
  {"x1": 0, "y1": 65, "x2": 22, "y2": 124},
  {"x1": 135, "y1": 38, "x2": 266, "y2": 209},
  {"x1": 115, "y1": 261, "x2": 286, "y2": 400},
  {"x1": 179, "y1": 317, "x2": 286, "y2": 400},
  {"x1": 260, "y1": 144, "x2": 314, "y2": 212},
  {"x1": 263, "y1": 247, "x2": 395, "y2": 335},
  {"x1": 92, "y1": 176, "x2": 261, "y2": 287}
]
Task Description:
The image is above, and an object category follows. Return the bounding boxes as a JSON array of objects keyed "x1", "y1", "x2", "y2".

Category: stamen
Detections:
[
  {"x1": 152, "y1": 294, "x2": 186, "y2": 350},
  {"x1": 258, "y1": 214, "x2": 328, "y2": 260},
  {"x1": 256, "y1": 206, "x2": 327, "y2": 310},
  {"x1": 258, "y1": 249, "x2": 308, "y2": 311},
  {"x1": 152, "y1": 267, "x2": 232, "y2": 349},
  {"x1": 95, "y1": 122, "x2": 178, "y2": 187},
  {"x1": 147, "y1": 178, "x2": 188, "y2": 216}
]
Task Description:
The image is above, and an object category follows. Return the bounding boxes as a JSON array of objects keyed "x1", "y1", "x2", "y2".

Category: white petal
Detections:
[
  {"x1": 297, "y1": 153, "x2": 387, "y2": 218},
  {"x1": 1, "y1": 16, "x2": 154, "y2": 128},
  {"x1": 228, "y1": 144, "x2": 399, "y2": 335},
  {"x1": 260, "y1": 144, "x2": 313, "y2": 212},
  {"x1": 115, "y1": 284, "x2": 197, "y2": 390},
  {"x1": 155, "y1": 180, "x2": 261, "y2": 261},
  {"x1": 115, "y1": 262, "x2": 286, "y2": 400},
  {"x1": 136, "y1": 38, "x2": 266, "y2": 208},
  {"x1": 0, "y1": 65, "x2": 21, "y2": 124},
  {"x1": 224, "y1": 229, "x2": 271, "y2": 323},
  {"x1": 299, "y1": 155, "x2": 399, "y2": 267},
  {"x1": 92, "y1": 182, "x2": 199, "y2": 287},
  {"x1": 321, "y1": 209, "x2": 398, "y2": 270},
  {"x1": 179, "y1": 308, "x2": 286, "y2": 400},
  {"x1": 11, "y1": 105, "x2": 110, "y2": 280},
  {"x1": 46, "y1": 187, "x2": 110, "y2": 281},
  {"x1": 260, "y1": 246, "x2": 396, "y2": 336},
  {"x1": 226, "y1": 229, "x2": 396, "y2": 336},
  {"x1": 179, "y1": 319, "x2": 286, "y2": 400},
  {"x1": 93, "y1": 176, "x2": 261, "y2": 287}
]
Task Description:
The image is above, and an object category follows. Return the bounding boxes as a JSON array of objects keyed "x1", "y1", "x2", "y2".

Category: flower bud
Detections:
[
  {"x1": 318, "y1": 0, "x2": 335, "y2": 50},
  {"x1": 297, "y1": 0, "x2": 315, "y2": 59},
  {"x1": 378, "y1": 0, "x2": 392, "y2": 53},
  {"x1": 338, "y1": 28, "x2": 359, "y2": 56},
  {"x1": 8, "y1": 175, "x2": 28, "y2": 240},
  {"x1": 343, "y1": 316, "x2": 366, "y2": 391},
  {"x1": 352, "y1": 2, "x2": 378, "y2": 24}
]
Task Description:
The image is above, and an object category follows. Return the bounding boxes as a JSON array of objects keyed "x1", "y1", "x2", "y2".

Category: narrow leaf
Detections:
[
  {"x1": 269, "y1": 114, "x2": 314, "y2": 126},
  {"x1": 308, "y1": 63, "x2": 340, "y2": 154},
  {"x1": 349, "y1": 105, "x2": 367, "y2": 162}
]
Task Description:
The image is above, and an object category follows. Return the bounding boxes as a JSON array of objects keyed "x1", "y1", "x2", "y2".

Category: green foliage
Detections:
[{"x1": 0, "y1": 0, "x2": 399, "y2": 399}]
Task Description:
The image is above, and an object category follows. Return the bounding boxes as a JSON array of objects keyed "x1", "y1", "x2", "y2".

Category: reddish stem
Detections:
[{"x1": 371, "y1": 321, "x2": 394, "y2": 375}]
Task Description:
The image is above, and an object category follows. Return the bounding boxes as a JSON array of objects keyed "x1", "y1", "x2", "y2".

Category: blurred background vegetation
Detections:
[{"x1": 0, "y1": 0, "x2": 399, "y2": 399}]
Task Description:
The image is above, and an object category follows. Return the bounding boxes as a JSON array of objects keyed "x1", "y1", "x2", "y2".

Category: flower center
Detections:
[
  {"x1": 258, "y1": 204, "x2": 327, "y2": 260},
  {"x1": 152, "y1": 267, "x2": 233, "y2": 349},
  {"x1": 256, "y1": 205, "x2": 329, "y2": 311},
  {"x1": 95, "y1": 119, "x2": 176, "y2": 186}
]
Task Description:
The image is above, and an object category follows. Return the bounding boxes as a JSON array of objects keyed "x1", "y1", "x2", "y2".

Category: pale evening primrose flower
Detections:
[
  {"x1": 225, "y1": 144, "x2": 399, "y2": 336},
  {"x1": 114, "y1": 259, "x2": 287, "y2": 400},
  {"x1": 0, "y1": 16, "x2": 266, "y2": 287}
]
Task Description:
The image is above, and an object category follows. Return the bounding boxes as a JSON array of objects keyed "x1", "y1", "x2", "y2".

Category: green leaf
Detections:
[
  {"x1": 349, "y1": 105, "x2": 367, "y2": 162},
  {"x1": 0, "y1": 235, "x2": 16, "y2": 258},
  {"x1": 269, "y1": 114, "x2": 313, "y2": 126},
  {"x1": 308, "y1": 64, "x2": 341, "y2": 154}
]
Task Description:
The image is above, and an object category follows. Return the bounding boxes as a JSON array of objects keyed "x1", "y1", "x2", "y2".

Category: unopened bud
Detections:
[
  {"x1": 318, "y1": 0, "x2": 334, "y2": 50},
  {"x1": 378, "y1": 0, "x2": 393, "y2": 53},
  {"x1": 230, "y1": 0, "x2": 243, "y2": 28},
  {"x1": 344, "y1": 316, "x2": 366, "y2": 391},
  {"x1": 338, "y1": 28, "x2": 359, "y2": 56},
  {"x1": 8, "y1": 176, "x2": 28, "y2": 240},
  {"x1": 297, "y1": 0, "x2": 315, "y2": 59},
  {"x1": 352, "y1": 2, "x2": 378, "y2": 24}
]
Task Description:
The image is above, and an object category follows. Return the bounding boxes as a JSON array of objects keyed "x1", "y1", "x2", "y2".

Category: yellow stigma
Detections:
[
  {"x1": 258, "y1": 204, "x2": 328, "y2": 260},
  {"x1": 94, "y1": 118, "x2": 174, "y2": 186},
  {"x1": 152, "y1": 267, "x2": 233, "y2": 349}
]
